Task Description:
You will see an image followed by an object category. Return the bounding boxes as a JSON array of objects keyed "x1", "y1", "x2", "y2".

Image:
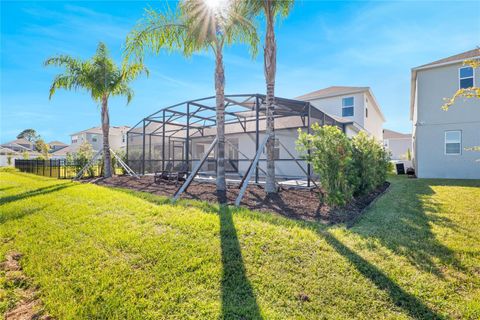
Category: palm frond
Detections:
[{"x1": 125, "y1": 6, "x2": 192, "y2": 61}]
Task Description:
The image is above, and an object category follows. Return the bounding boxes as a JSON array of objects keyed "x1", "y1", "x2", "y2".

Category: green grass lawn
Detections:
[{"x1": 1, "y1": 171, "x2": 479, "y2": 319}]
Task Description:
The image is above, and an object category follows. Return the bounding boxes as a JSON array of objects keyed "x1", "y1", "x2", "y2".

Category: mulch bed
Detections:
[{"x1": 84, "y1": 175, "x2": 390, "y2": 224}]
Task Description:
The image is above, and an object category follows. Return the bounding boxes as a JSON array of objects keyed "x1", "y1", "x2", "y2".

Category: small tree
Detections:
[
  {"x1": 17, "y1": 129, "x2": 39, "y2": 142},
  {"x1": 35, "y1": 139, "x2": 50, "y2": 159},
  {"x1": 297, "y1": 125, "x2": 356, "y2": 206},
  {"x1": 351, "y1": 132, "x2": 390, "y2": 195},
  {"x1": 76, "y1": 142, "x2": 95, "y2": 177},
  {"x1": 7, "y1": 153, "x2": 13, "y2": 166},
  {"x1": 22, "y1": 151, "x2": 30, "y2": 160}
]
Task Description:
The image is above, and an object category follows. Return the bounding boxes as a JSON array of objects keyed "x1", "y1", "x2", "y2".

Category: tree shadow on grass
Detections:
[
  {"x1": 319, "y1": 230, "x2": 445, "y2": 319},
  {"x1": 0, "y1": 183, "x2": 73, "y2": 206},
  {"x1": 350, "y1": 178, "x2": 467, "y2": 278},
  {"x1": 0, "y1": 205, "x2": 48, "y2": 224},
  {"x1": 110, "y1": 186, "x2": 220, "y2": 214},
  {"x1": 219, "y1": 206, "x2": 262, "y2": 320}
]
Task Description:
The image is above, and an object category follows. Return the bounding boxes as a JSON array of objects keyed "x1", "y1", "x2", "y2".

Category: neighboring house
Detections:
[
  {"x1": 48, "y1": 141, "x2": 68, "y2": 152},
  {"x1": 0, "y1": 146, "x2": 40, "y2": 166},
  {"x1": 411, "y1": 48, "x2": 480, "y2": 179},
  {"x1": 296, "y1": 86, "x2": 386, "y2": 141},
  {"x1": 69, "y1": 126, "x2": 130, "y2": 152},
  {"x1": 50, "y1": 144, "x2": 77, "y2": 159},
  {"x1": 383, "y1": 129, "x2": 412, "y2": 161},
  {"x1": 0, "y1": 147, "x2": 19, "y2": 166},
  {"x1": 0, "y1": 138, "x2": 35, "y2": 152}
]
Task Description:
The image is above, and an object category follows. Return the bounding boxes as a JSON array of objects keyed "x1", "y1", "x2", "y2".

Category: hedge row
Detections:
[{"x1": 297, "y1": 125, "x2": 390, "y2": 207}]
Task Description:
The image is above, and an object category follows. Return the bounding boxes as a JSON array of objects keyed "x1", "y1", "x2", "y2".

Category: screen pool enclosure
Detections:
[{"x1": 126, "y1": 93, "x2": 347, "y2": 188}]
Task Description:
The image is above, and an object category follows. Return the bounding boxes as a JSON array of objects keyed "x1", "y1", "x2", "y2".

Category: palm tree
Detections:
[
  {"x1": 125, "y1": 0, "x2": 258, "y2": 201},
  {"x1": 45, "y1": 42, "x2": 148, "y2": 178},
  {"x1": 247, "y1": 0, "x2": 294, "y2": 194}
]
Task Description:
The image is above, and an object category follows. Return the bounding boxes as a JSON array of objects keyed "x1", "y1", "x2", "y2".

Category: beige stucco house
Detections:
[
  {"x1": 51, "y1": 125, "x2": 130, "y2": 159},
  {"x1": 70, "y1": 126, "x2": 130, "y2": 151},
  {"x1": 410, "y1": 48, "x2": 480, "y2": 179}
]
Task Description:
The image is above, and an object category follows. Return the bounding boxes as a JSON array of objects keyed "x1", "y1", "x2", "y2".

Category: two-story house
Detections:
[
  {"x1": 69, "y1": 126, "x2": 130, "y2": 151},
  {"x1": 51, "y1": 125, "x2": 130, "y2": 159},
  {"x1": 410, "y1": 48, "x2": 480, "y2": 179},
  {"x1": 296, "y1": 86, "x2": 385, "y2": 141}
]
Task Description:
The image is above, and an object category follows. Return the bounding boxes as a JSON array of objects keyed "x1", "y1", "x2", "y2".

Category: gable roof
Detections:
[
  {"x1": 383, "y1": 129, "x2": 411, "y2": 140},
  {"x1": 70, "y1": 125, "x2": 131, "y2": 136},
  {"x1": 410, "y1": 48, "x2": 480, "y2": 120},
  {"x1": 295, "y1": 86, "x2": 386, "y2": 122},
  {"x1": 0, "y1": 147, "x2": 20, "y2": 155},
  {"x1": 0, "y1": 142, "x2": 32, "y2": 151},
  {"x1": 295, "y1": 86, "x2": 369, "y2": 100},
  {"x1": 48, "y1": 141, "x2": 68, "y2": 146},
  {"x1": 5, "y1": 138, "x2": 34, "y2": 146},
  {"x1": 51, "y1": 144, "x2": 78, "y2": 156},
  {"x1": 414, "y1": 48, "x2": 480, "y2": 69}
]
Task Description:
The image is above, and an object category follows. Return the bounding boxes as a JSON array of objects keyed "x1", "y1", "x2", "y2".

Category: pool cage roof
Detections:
[
  {"x1": 128, "y1": 93, "x2": 346, "y2": 138},
  {"x1": 126, "y1": 93, "x2": 347, "y2": 193}
]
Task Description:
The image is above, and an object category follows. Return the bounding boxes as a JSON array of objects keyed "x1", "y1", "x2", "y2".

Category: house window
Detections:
[
  {"x1": 122, "y1": 134, "x2": 126, "y2": 143},
  {"x1": 342, "y1": 97, "x2": 354, "y2": 117},
  {"x1": 71, "y1": 135, "x2": 78, "y2": 144},
  {"x1": 459, "y1": 67, "x2": 474, "y2": 89},
  {"x1": 91, "y1": 134, "x2": 97, "y2": 142},
  {"x1": 366, "y1": 108, "x2": 368, "y2": 118},
  {"x1": 445, "y1": 130, "x2": 461, "y2": 155}
]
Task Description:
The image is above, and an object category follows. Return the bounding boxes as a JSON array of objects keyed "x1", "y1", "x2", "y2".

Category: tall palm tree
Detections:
[
  {"x1": 45, "y1": 42, "x2": 148, "y2": 178},
  {"x1": 247, "y1": 0, "x2": 294, "y2": 194},
  {"x1": 125, "y1": 0, "x2": 258, "y2": 200}
]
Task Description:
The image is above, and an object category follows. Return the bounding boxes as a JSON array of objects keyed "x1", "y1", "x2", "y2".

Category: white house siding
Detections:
[
  {"x1": 308, "y1": 92, "x2": 366, "y2": 129},
  {"x1": 191, "y1": 128, "x2": 309, "y2": 180},
  {"x1": 363, "y1": 95, "x2": 384, "y2": 141},
  {"x1": 386, "y1": 138, "x2": 412, "y2": 160},
  {"x1": 414, "y1": 62, "x2": 480, "y2": 179}
]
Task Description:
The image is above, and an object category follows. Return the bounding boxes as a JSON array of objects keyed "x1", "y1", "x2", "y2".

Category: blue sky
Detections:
[{"x1": 1, "y1": 0, "x2": 479, "y2": 143}]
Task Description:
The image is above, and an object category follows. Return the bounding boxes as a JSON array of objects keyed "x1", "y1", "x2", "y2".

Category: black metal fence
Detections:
[{"x1": 15, "y1": 159, "x2": 106, "y2": 179}]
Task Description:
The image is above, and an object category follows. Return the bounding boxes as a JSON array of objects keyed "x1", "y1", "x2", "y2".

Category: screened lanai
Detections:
[{"x1": 126, "y1": 93, "x2": 347, "y2": 188}]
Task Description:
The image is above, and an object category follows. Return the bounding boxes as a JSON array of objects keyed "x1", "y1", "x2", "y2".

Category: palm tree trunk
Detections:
[
  {"x1": 265, "y1": 7, "x2": 277, "y2": 194},
  {"x1": 101, "y1": 94, "x2": 112, "y2": 178},
  {"x1": 215, "y1": 41, "x2": 226, "y2": 201}
]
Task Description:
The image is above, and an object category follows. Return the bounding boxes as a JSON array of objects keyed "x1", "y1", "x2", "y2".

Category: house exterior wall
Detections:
[
  {"x1": 414, "y1": 62, "x2": 480, "y2": 179},
  {"x1": 191, "y1": 127, "x2": 308, "y2": 179},
  {"x1": 308, "y1": 93, "x2": 365, "y2": 128},
  {"x1": 385, "y1": 138, "x2": 412, "y2": 160},
  {"x1": 70, "y1": 131, "x2": 127, "y2": 152},
  {"x1": 363, "y1": 95, "x2": 384, "y2": 141},
  {"x1": 307, "y1": 92, "x2": 384, "y2": 141}
]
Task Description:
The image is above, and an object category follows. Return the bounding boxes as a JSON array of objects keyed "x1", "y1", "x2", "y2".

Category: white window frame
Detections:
[
  {"x1": 342, "y1": 97, "x2": 354, "y2": 117},
  {"x1": 444, "y1": 130, "x2": 462, "y2": 155},
  {"x1": 459, "y1": 66, "x2": 475, "y2": 89}
]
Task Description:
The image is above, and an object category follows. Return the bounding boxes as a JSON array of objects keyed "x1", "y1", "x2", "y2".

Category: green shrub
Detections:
[
  {"x1": 297, "y1": 125, "x2": 390, "y2": 207},
  {"x1": 297, "y1": 125, "x2": 356, "y2": 207},
  {"x1": 351, "y1": 132, "x2": 390, "y2": 195}
]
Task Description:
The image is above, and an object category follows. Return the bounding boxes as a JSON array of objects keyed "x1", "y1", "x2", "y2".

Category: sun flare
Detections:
[{"x1": 204, "y1": 0, "x2": 222, "y2": 9}]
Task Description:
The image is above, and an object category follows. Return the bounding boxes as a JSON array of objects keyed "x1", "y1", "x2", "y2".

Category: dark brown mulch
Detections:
[{"x1": 84, "y1": 175, "x2": 390, "y2": 224}]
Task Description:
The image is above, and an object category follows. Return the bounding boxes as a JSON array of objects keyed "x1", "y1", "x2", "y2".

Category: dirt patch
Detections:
[
  {"x1": 85, "y1": 175, "x2": 390, "y2": 224},
  {"x1": 2, "y1": 252, "x2": 51, "y2": 320}
]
